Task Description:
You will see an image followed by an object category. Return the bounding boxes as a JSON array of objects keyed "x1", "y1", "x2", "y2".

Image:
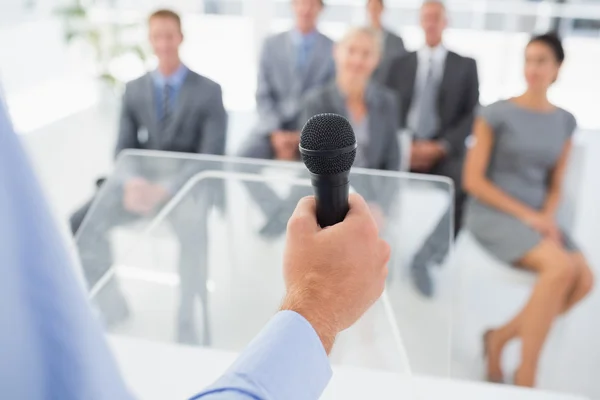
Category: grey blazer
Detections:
[
  {"x1": 116, "y1": 70, "x2": 227, "y2": 157},
  {"x1": 385, "y1": 51, "x2": 479, "y2": 160},
  {"x1": 371, "y1": 29, "x2": 406, "y2": 85},
  {"x1": 299, "y1": 81, "x2": 401, "y2": 172},
  {"x1": 240, "y1": 29, "x2": 335, "y2": 159},
  {"x1": 115, "y1": 70, "x2": 227, "y2": 191}
]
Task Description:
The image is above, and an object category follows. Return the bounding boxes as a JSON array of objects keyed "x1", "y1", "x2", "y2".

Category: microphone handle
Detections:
[{"x1": 310, "y1": 172, "x2": 350, "y2": 228}]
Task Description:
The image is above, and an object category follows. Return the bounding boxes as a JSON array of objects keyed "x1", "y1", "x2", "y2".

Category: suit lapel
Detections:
[
  {"x1": 438, "y1": 51, "x2": 456, "y2": 111},
  {"x1": 383, "y1": 30, "x2": 393, "y2": 58},
  {"x1": 142, "y1": 73, "x2": 157, "y2": 134},
  {"x1": 365, "y1": 87, "x2": 383, "y2": 168},
  {"x1": 403, "y1": 52, "x2": 418, "y2": 121}
]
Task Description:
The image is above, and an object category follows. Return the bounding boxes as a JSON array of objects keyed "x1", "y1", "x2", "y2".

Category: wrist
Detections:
[
  {"x1": 519, "y1": 209, "x2": 538, "y2": 223},
  {"x1": 542, "y1": 206, "x2": 557, "y2": 218},
  {"x1": 281, "y1": 291, "x2": 337, "y2": 354}
]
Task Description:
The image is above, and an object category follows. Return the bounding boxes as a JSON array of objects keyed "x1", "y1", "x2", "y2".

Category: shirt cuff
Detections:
[{"x1": 194, "y1": 311, "x2": 332, "y2": 400}]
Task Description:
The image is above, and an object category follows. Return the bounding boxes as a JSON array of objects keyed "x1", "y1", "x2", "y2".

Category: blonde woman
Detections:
[{"x1": 300, "y1": 26, "x2": 400, "y2": 172}]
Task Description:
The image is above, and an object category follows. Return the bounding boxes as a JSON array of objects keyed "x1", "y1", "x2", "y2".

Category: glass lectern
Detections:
[{"x1": 75, "y1": 150, "x2": 454, "y2": 399}]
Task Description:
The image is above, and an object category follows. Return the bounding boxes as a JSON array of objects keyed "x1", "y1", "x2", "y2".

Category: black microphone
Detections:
[{"x1": 299, "y1": 113, "x2": 357, "y2": 228}]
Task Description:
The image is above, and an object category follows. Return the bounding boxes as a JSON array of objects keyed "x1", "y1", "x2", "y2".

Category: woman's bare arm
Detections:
[
  {"x1": 463, "y1": 117, "x2": 538, "y2": 221},
  {"x1": 542, "y1": 139, "x2": 573, "y2": 217}
]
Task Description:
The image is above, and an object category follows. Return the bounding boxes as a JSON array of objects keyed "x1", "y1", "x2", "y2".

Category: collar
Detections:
[
  {"x1": 418, "y1": 44, "x2": 447, "y2": 63},
  {"x1": 290, "y1": 28, "x2": 319, "y2": 46},
  {"x1": 152, "y1": 64, "x2": 189, "y2": 88},
  {"x1": 331, "y1": 81, "x2": 379, "y2": 111}
]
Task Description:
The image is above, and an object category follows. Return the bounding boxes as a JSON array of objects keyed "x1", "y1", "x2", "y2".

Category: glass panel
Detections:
[{"x1": 75, "y1": 151, "x2": 454, "y2": 396}]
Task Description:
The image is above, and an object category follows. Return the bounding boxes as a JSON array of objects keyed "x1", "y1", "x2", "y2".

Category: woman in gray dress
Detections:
[{"x1": 463, "y1": 33, "x2": 594, "y2": 387}]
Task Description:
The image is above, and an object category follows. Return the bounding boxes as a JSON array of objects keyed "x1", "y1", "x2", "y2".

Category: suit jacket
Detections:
[
  {"x1": 385, "y1": 50, "x2": 479, "y2": 159},
  {"x1": 371, "y1": 29, "x2": 406, "y2": 86},
  {"x1": 254, "y1": 30, "x2": 335, "y2": 138},
  {"x1": 115, "y1": 70, "x2": 228, "y2": 191},
  {"x1": 299, "y1": 81, "x2": 401, "y2": 213},
  {"x1": 299, "y1": 81, "x2": 400, "y2": 171}
]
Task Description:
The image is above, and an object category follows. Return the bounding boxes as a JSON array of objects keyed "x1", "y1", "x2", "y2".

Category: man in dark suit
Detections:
[
  {"x1": 70, "y1": 9, "x2": 227, "y2": 344},
  {"x1": 367, "y1": 0, "x2": 406, "y2": 85},
  {"x1": 385, "y1": 0, "x2": 479, "y2": 297}
]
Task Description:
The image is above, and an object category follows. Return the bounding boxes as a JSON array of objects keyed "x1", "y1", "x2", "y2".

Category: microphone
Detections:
[{"x1": 299, "y1": 113, "x2": 357, "y2": 228}]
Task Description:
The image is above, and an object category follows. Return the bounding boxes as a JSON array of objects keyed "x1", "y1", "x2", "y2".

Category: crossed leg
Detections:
[{"x1": 485, "y1": 241, "x2": 594, "y2": 386}]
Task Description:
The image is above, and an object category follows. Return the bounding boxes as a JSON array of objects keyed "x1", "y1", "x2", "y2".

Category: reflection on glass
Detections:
[{"x1": 75, "y1": 151, "x2": 454, "y2": 396}]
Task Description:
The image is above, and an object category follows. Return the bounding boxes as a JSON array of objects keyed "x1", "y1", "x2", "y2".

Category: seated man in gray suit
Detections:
[
  {"x1": 239, "y1": 0, "x2": 335, "y2": 236},
  {"x1": 385, "y1": 0, "x2": 479, "y2": 297},
  {"x1": 367, "y1": 0, "x2": 406, "y2": 85},
  {"x1": 70, "y1": 9, "x2": 227, "y2": 345},
  {"x1": 241, "y1": 0, "x2": 334, "y2": 161}
]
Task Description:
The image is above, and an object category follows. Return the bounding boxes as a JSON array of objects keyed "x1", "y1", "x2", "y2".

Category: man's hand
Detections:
[
  {"x1": 410, "y1": 141, "x2": 446, "y2": 172},
  {"x1": 271, "y1": 130, "x2": 300, "y2": 161},
  {"x1": 145, "y1": 183, "x2": 170, "y2": 207},
  {"x1": 281, "y1": 194, "x2": 391, "y2": 354},
  {"x1": 123, "y1": 178, "x2": 153, "y2": 215},
  {"x1": 123, "y1": 179, "x2": 169, "y2": 216}
]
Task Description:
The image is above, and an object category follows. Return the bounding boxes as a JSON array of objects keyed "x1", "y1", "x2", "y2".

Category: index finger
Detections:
[
  {"x1": 287, "y1": 196, "x2": 319, "y2": 235},
  {"x1": 345, "y1": 193, "x2": 377, "y2": 226}
]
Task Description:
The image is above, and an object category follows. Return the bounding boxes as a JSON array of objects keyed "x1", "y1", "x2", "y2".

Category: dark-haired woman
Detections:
[{"x1": 462, "y1": 33, "x2": 594, "y2": 387}]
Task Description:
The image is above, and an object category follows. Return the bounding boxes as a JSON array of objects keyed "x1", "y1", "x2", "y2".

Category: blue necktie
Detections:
[{"x1": 297, "y1": 39, "x2": 311, "y2": 72}]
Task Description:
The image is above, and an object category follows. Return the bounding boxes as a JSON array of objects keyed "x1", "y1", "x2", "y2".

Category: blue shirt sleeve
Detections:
[
  {"x1": 0, "y1": 96, "x2": 133, "y2": 400},
  {"x1": 192, "y1": 311, "x2": 332, "y2": 400}
]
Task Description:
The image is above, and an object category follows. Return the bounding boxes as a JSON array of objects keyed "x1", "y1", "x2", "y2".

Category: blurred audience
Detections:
[
  {"x1": 301, "y1": 26, "x2": 401, "y2": 218},
  {"x1": 239, "y1": 0, "x2": 334, "y2": 237},
  {"x1": 463, "y1": 33, "x2": 594, "y2": 387},
  {"x1": 366, "y1": 0, "x2": 406, "y2": 85},
  {"x1": 385, "y1": 0, "x2": 479, "y2": 297},
  {"x1": 300, "y1": 26, "x2": 399, "y2": 172},
  {"x1": 239, "y1": 0, "x2": 335, "y2": 162},
  {"x1": 245, "y1": 26, "x2": 400, "y2": 238},
  {"x1": 70, "y1": 9, "x2": 227, "y2": 346}
]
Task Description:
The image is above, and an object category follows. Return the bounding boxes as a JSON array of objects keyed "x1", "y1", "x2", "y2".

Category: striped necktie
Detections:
[
  {"x1": 415, "y1": 57, "x2": 441, "y2": 139},
  {"x1": 297, "y1": 39, "x2": 311, "y2": 72},
  {"x1": 162, "y1": 83, "x2": 173, "y2": 124}
]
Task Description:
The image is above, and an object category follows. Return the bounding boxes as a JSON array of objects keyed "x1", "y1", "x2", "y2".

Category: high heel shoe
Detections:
[{"x1": 483, "y1": 329, "x2": 505, "y2": 384}]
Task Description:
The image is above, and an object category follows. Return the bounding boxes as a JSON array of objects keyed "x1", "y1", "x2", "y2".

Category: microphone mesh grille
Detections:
[{"x1": 300, "y1": 113, "x2": 356, "y2": 175}]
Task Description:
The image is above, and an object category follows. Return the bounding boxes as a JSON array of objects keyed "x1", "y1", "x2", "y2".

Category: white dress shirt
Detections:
[{"x1": 407, "y1": 44, "x2": 448, "y2": 135}]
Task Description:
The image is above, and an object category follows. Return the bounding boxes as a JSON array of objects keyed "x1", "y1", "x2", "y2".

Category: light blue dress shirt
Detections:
[
  {"x1": 152, "y1": 63, "x2": 189, "y2": 120},
  {"x1": 291, "y1": 29, "x2": 318, "y2": 71},
  {"x1": 0, "y1": 94, "x2": 332, "y2": 399}
]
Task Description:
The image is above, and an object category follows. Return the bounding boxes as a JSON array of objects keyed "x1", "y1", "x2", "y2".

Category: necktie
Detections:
[
  {"x1": 162, "y1": 83, "x2": 173, "y2": 124},
  {"x1": 297, "y1": 39, "x2": 310, "y2": 72},
  {"x1": 415, "y1": 57, "x2": 440, "y2": 139}
]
